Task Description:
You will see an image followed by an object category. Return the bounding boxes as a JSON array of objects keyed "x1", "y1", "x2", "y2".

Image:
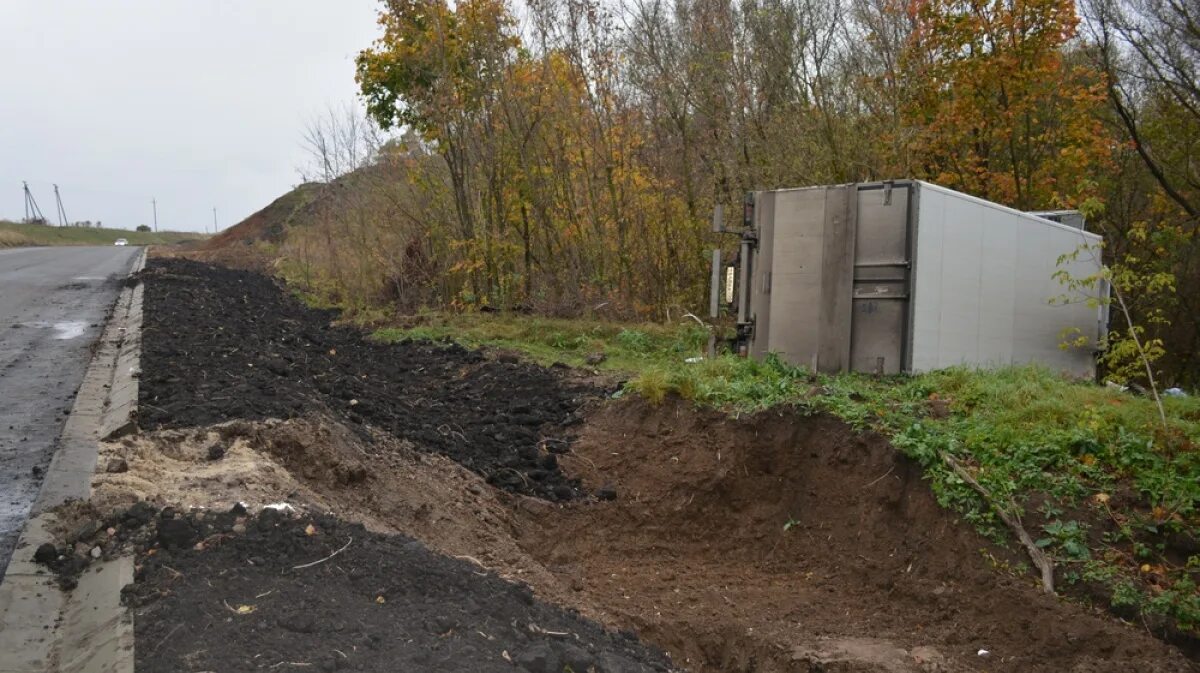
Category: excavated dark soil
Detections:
[
  {"x1": 138, "y1": 257, "x2": 600, "y2": 500},
  {"x1": 39, "y1": 504, "x2": 673, "y2": 672}
]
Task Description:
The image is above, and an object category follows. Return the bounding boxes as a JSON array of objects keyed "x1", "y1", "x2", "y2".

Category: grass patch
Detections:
[
  {"x1": 374, "y1": 311, "x2": 1200, "y2": 635},
  {"x1": 0, "y1": 220, "x2": 206, "y2": 246},
  {"x1": 372, "y1": 313, "x2": 709, "y2": 373}
]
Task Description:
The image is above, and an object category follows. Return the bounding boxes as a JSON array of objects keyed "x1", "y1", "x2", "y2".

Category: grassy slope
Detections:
[
  {"x1": 0, "y1": 220, "x2": 204, "y2": 247},
  {"x1": 374, "y1": 312, "x2": 1200, "y2": 636}
]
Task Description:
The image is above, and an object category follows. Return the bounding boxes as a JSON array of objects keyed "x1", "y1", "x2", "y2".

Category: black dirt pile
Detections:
[
  {"x1": 137, "y1": 257, "x2": 599, "y2": 500},
  {"x1": 35, "y1": 504, "x2": 674, "y2": 672},
  {"x1": 127, "y1": 509, "x2": 673, "y2": 673}
]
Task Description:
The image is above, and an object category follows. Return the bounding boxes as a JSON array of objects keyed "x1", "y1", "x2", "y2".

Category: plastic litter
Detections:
[{"x1": 1164, "y1": 387, "x2": 1187, "y2": 397}]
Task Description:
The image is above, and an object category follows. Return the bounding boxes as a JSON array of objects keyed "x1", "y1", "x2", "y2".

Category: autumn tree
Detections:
[
  {"x1": 268, "y1": 0, "x2": 1199, "y2": 384},
  {"x1": 1082, "y1": 0, "x2": 1200, "y2": 384},
  {"x1": 902, "y1": 0, "x2": 1113, "y2": 210},
  {"x1": 357, "y1": 0, "x2": 518, "y2": 243}
]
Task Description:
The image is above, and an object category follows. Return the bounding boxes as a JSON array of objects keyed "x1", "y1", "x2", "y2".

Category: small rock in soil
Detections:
[
  {"x1": 71, "y1": 520, "x2": 100, "y2": 543},
  {"x1": 33, "y1": 543, "x2": 58, "y2": 565},
  {"x1": 123, "y1": 501, "x2": 157, "y2": 526},
  {"x1": 206, "y1": 444, "x2": 226, "y2": 461},
  {"x1": 156, "y1": 518, "x2": 197, "y2": 550},
  {"x1": 516, "y1": 642, "x2": 560, "y2": 673},
  {"x1": 105, "y1": 457, "x2": 129, "y2": 473},
  {"x1": 596, "y1": 485, "x2": 618, "y2": 501},
  {"x1": 561, "y1": 644, "x2": 598, "y2": 672}
]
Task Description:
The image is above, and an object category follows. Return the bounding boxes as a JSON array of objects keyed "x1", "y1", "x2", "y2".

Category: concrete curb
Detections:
[{"x1": 0, "y1": 247, "x2": 145, "y2": 673}]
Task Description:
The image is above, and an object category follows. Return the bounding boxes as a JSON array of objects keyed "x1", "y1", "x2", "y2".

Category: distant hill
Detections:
[
  {"x1": 204, "y1": 157, "x2": 420, "y2": 252},
  {"x1": 0, "y1": 220, "x2": 206, "y2": 248},
  {"x1": 201, "y1": 182, "x2": 325, "y2": 250},
  {"x1": 200, "y1": 161, "x2": 412, "y2": 253}
]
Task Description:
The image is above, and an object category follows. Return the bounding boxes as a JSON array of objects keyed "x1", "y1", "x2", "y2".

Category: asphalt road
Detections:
[{"x1": 0, "y1": 246, "x2": 140, "y2": 574}]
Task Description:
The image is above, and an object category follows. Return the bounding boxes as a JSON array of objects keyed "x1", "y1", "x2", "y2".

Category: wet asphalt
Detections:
[{"x1": 0, "y1": 245, "x2": 140, "y2": 575}]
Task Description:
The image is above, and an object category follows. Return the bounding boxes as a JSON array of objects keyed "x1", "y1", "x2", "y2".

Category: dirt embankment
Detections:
[
  {"x1": 137, "y1": 257, "x2": 601, "y2": 501},
  {"x1": 62, "y1": 257, "x2": 1195, "y2": 673},
  {"x1": 523, "y1": 400, "x2": 1199, "y2": 672}
]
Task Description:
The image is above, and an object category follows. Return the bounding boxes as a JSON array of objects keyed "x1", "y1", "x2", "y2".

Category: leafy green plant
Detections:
[
  {"x1": 1037, "y1": 520, "x2": 1091, "y2": 561},
  {"x1": 615, "y1": 329, "x2": 652, "y2": 353}
]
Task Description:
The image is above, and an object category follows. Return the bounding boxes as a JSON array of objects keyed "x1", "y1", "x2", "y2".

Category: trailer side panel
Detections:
[{"x1": 910, "y1": 182, "x2": 1102, "y2": 378}]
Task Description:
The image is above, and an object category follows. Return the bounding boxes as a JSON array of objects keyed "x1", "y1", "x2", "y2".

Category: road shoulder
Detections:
[{"x1": 0, "y1": 248, "x2": 144, "y2": 673}]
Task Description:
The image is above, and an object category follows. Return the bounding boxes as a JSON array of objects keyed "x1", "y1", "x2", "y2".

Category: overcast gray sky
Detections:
[{"x1": 1, "y1": 1, "x2": 380, "y2": 232}]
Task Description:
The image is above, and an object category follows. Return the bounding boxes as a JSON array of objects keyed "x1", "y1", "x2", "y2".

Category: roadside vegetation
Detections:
[
  {"x1": 202, "y1": 0, "x2": 1200, "y2": 643},
  {"x1": 234, "y1": 0, "x2": 1200, "y2": 389},
  {"x1": 374, "y1": 315, "x2": 1200, "y2": 638},
  {"x1": 0, "y1": 220, "x2": 204, "y2": 247}
]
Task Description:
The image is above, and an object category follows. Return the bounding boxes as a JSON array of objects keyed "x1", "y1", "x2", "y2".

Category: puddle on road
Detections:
[
  {"x1": 14, "y1": 321, "x2": 91, "y2": 340},
  {"x1": 52, "y1": 321, "x2": 88, "y2": 339}
]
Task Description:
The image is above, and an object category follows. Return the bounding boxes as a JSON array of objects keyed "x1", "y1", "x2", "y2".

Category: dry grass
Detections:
[{"x1": 0, "y1": 230, "x2": 36, "y2": 248}]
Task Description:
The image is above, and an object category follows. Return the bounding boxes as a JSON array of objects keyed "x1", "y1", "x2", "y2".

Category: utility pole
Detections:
[
  {"x1": 23, "y1": 182, "x2": 46, "y2": 224},
  {"x1": 53, "y1": 184, "x2": 68, "y2": 227},
  {"x1": 152, "y1": 198, "x2": 158, "y2": 232},
  {"x1": 212, "y1": 207, "x2": 218, "y2": 234}
]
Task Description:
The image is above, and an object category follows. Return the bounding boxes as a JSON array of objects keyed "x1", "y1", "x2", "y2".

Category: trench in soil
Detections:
[{"x1": 112, "y1": 258, "x2": 1196, "y2": 673}]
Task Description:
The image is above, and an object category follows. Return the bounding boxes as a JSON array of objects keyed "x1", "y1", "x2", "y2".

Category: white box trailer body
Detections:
[{"x1": 724, "y1": 180, "x2": 1105, "y2": 378}]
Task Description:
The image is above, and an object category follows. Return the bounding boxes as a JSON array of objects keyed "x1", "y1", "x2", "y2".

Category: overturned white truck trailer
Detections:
[{"x1": 711, "y1": 180, "x2": 1106, "y2": 378}]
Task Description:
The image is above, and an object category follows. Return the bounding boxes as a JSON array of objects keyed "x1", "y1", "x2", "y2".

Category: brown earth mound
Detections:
[{"x1": 510, "y1": 398, "x2": 1195, "y2": 673}]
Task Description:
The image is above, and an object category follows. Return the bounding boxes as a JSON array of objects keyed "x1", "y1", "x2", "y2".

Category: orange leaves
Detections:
[{"x1": 901, "y1": 0, "x2": 1113, "y2": 210}]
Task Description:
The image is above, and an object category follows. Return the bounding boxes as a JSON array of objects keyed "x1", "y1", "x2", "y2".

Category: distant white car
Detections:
[{"x1": 114, "y1": 238, "x2": 128, "y2": 246}]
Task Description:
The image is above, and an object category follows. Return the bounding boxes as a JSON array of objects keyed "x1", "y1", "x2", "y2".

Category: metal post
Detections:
[
  {"x1": 711, "y1": 203, "x2": 724, "y2": 233},
  {"x1": 709, "y1": 249, "x2": 722, "y2": 319}
]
